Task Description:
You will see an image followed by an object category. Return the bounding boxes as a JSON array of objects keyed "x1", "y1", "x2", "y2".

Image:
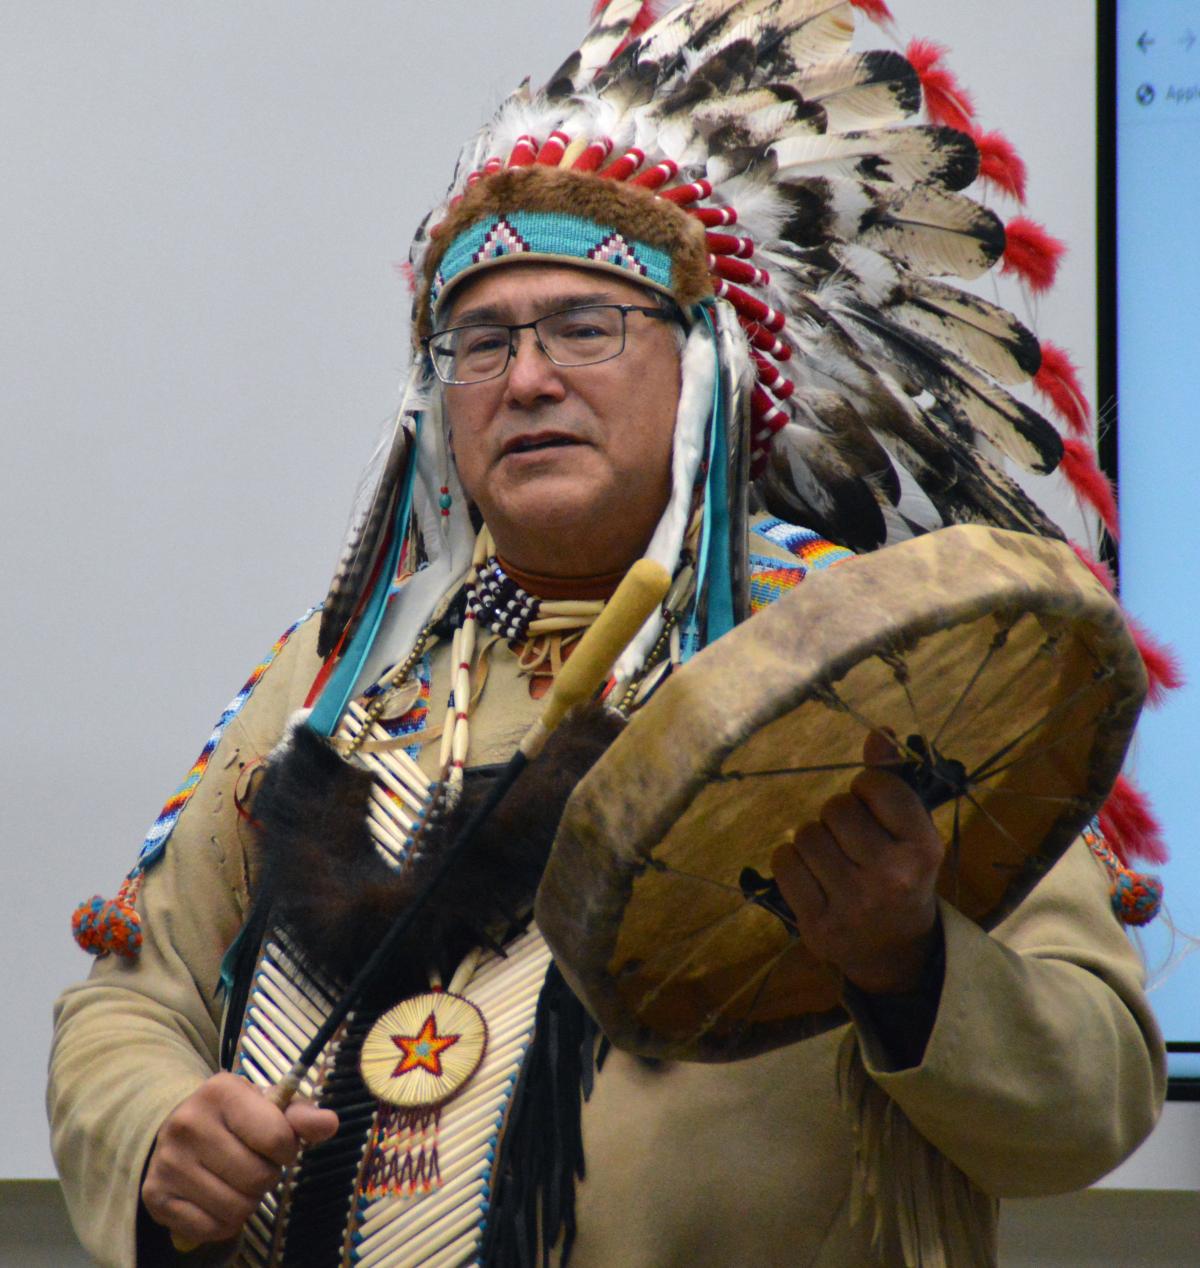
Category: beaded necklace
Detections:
[{"x1": 433, "y1": 528, "x2": 611, "y2": 789}]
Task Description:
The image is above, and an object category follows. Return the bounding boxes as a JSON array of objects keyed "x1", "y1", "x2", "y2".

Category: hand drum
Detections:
[{"x1": 535, "y1": 526, "x2": 1147, "y2": 1062}]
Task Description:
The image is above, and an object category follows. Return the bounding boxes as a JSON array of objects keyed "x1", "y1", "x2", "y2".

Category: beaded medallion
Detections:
[{"x1": 361, "y1": 992, "x2": 488, "y2": 1108}]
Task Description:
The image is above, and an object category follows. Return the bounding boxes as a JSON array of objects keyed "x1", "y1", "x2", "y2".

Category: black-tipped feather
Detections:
[
  {"x1": 894, "y1": 279, "x2": 1041, "y2": 385},
  {"x1": 837, "y1": 300, "x2": 1063, "y2": 474},
  {"x1": 318, "y1": 422, "x2": 411, "y2": 659},
  {"x1": 546, "y1": 0, "x2": 649, "y2": 98}
]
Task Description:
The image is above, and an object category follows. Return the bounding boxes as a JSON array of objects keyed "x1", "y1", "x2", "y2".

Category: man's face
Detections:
[{"x1": 439, "y1": 263, "x2": 682, "y2": 577}]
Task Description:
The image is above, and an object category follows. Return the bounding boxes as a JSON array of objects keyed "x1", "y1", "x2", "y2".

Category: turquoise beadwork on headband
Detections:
[{"x1": 431, "y1": 211, "x2": 674, "y2": 309}]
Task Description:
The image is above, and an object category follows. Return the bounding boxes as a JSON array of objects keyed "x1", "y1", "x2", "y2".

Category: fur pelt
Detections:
[{"x1": 251, "y1": 704, "x2": 624, "y2": 1004}]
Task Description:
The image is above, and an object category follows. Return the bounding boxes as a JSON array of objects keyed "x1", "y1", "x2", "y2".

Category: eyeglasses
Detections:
[{"x1": 423, "y1": 303, "x2": 679, "y2": 385}]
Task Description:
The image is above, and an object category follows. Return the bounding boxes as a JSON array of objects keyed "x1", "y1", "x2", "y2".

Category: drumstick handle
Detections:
[{"x1": 520, "y1": 559, "x2": 669, "y2": 759}]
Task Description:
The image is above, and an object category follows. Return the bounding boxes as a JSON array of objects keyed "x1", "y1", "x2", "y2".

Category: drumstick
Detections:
[{"x1": 172, "y1": 559, "x2": 669, "y2": 1253}]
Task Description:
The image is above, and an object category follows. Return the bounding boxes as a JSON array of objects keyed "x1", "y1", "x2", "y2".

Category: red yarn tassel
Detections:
[
  {"x1": 599, "y1": 147, "x2": 644, "y2": 180},
  {"x1": 1034, "y1": 341, "x2": 1090, "y2": 435},
  {"x1": 849, "y1": 0, "x2": 894, "y2": 22},
  {"x1": 1000, "y1": 216, "x2": 1065, "y2": 293},
  {"x1": 689, "y1": 205, "x2": 739, "y2": 227},
  {"x1": 742, "y1": 319, "x2": 793, "y2": 360},
  {"x1": 906, "y1": 39, "x2": 976, "y2": 131},
  {"x1": 508, "y1": 135, "x2": 539, "y2": 167},
  {"x1": 1059, "y1": 438, "x2": 1119, "y2": 538},
  {"x1": 573, "y1": 137, "x2": 614, "y2": 172},
  {"x1": 1100, "y1": 774, "x2": 1169, "y2": 866},
  {"x1": 969, "y1": 126, "x2": 1027, "y2": 202},
  {"x1": 631, "y1": 159, "x2": 678, "y2": 189}
]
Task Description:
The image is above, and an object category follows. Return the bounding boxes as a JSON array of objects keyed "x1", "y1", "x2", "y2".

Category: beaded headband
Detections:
[{"x1": 418, "y1": 166, "x2": 712, "y2": 333}]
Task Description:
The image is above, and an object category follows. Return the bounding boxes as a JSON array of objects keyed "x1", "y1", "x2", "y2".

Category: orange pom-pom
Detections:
[
  {"x1": 1112, "y1": 868, "x2": 1163, "y2": 926},
  {"x1": 72, "y1": 895, "x2": 143, "y2": 960}
]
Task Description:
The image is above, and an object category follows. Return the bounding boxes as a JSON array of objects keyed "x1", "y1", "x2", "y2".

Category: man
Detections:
[{"x1": 50, "y1": 2, "x2": 1165, "y2": 1264}]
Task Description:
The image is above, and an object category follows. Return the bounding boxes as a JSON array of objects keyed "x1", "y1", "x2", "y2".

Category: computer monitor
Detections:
[{"x1": 1102, "y1": 2, "x2": 1200, "y2": 1092}]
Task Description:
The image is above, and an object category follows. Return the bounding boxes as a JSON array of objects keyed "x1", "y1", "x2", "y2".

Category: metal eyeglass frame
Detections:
[{"x1": 422, "y1": 302, "x2": 681, "y2": 385}]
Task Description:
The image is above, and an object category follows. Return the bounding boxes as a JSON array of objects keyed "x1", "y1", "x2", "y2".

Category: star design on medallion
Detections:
[{"x1": 390, "y1": 1012, "x2": 461, "y2": 1078}]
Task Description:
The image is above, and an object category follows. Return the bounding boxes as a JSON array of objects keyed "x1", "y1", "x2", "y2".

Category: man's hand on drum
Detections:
[
  {"x1": 771, "y1": 730, "x2": 942, "y2": 996},
  {"x1": 141, "y1": 1071, "x2": 339, "y2": 1245}
]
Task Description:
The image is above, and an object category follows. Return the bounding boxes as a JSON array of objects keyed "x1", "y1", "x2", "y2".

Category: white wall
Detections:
[{"x1": 6, "y1": 0, "x2": 1162, "y2": 1230}]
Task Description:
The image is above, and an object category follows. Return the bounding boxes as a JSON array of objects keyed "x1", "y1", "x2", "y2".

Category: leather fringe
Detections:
[
  {"x1": 481, "y1": 963, "x2": 608, "y2": 1267},
  {"x1": 837, "y1": 1031, "x2": 996, "y2": 1268}
]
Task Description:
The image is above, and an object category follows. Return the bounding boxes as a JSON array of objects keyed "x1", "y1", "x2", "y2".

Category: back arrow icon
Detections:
[{"x1": 1137, "y1": 31, "x2": 1155, "y2": 53}]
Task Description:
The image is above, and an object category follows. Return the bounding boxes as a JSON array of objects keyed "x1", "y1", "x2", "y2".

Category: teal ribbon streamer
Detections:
[
  {"x1": 307, "y1": 415, "x2": 421, "y2": 737},
  {"x1": 683, "y1": 306, "x2": 734, "y2": 659}
]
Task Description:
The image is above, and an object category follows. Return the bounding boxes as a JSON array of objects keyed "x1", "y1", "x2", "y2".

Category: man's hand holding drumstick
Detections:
[{"x1": 141, "y1": 1072, "x2": 338, "y2": 1246}]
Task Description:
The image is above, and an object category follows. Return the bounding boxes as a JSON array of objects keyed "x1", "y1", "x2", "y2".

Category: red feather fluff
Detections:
[
  {"x1": 1071, "y1": 543, "x2": 1115, "y2": 593},
  {"x1": 969, "y1": 126, "x2": 1027, "y2": 202},
  {"x1": 1059, "y1": 438, "x2": 1119, "y2": 538},
  {"x1": 1127, "y1": 616, "x2": 1186, "y2": 706},
  {"x1": 1100, "y1": 774, "x2": 1169, "y2": 866},
  {"x1": 1000, "y1": 216, "x2": 1065, "y2": 293},
  {"x1": 591, "y1": 0, "x2": 663, "y2": 38},
  {"x1": 906, "y1": 38, "x2": 976, "y2": 131},
  {"x1": 849, "y1": 0, "x2": 894, "y2": 22},
  {"x1": 394, "y1": 260, "x2": 418, "y2": 296},
  {"x1": 1071, "y1": 546, "x2": 1183, "y2": 707},
  {"x1": 1034, "y1": 341, "x2": 1091, "y2": 435}
]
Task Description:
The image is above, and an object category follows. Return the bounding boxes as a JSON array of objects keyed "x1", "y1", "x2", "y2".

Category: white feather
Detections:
[
  {"x1": 826, "y1": 241, "x2": 900, "y2": 305},
  {"x1": 484, "y1": 96, "x2": 575, "y2": 165},
  {"x1": 886, "y1": 456, "x2": 944, "y2": 534},
  {"x1": 710, "y1": 171, "x2": 792, "y2": 241},
  {"x1": 613, "y1": 318, "x2": 717, "y2": 685},
  {"x1": 770, "y1": 127, "x2": 963, "y2": 187},
  {"x1": 635, "y1": 0, "x2": 744, "y2": 65},
  {"x1": 353, "y1": 380, "x2": 475, "y2": 694}
]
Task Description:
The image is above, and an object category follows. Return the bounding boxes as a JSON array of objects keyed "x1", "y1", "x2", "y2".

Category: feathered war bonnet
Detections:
[{"x1": 311, "y1": 0, "x2": 1178, "y2": 858}]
